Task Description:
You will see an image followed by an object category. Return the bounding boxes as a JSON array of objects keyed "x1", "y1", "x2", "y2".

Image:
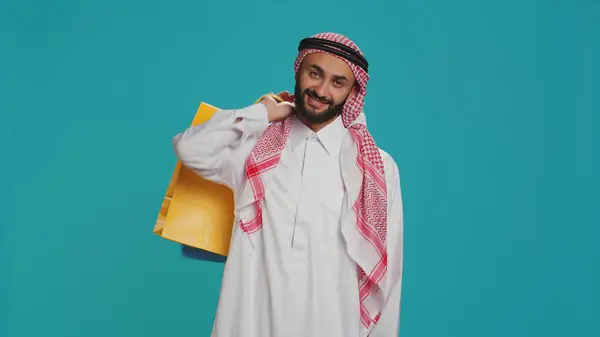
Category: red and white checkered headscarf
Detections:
[{"x1": 240, "y1": 32, "x2": 388, "y2": 330}]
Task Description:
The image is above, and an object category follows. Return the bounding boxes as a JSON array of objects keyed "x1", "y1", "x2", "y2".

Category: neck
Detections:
[{"x1": 296, "y1": 113, "x2": 338, "y2": 132}]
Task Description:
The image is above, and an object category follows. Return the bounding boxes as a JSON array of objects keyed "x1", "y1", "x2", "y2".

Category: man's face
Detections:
[{"x1": 294, "y1": 52, "x2": 357, "y2": 124}]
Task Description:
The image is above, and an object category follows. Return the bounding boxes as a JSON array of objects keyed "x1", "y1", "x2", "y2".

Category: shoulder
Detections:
[{"x1": 378, "y1": 147, "x2": 401, "y2": 184}]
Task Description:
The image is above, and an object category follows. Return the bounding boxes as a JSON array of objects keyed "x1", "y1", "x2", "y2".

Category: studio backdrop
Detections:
[{"x1": 1, "y1": 1, "x2": 597, "y2": 337}]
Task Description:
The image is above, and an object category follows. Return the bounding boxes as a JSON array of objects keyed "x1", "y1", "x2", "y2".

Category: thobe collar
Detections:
[{"x1": 288, "y1": 114, "x2": 347, "y2": 156}]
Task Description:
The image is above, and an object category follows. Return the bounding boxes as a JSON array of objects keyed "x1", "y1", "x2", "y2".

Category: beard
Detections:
[{"x1": 294, "y1": 82, "x2": 345, "y2": 124}]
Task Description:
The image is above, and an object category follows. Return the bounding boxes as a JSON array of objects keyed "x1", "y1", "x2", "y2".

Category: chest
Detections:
[{"x1": 263, "y1": 137, "x2": 346, "y2": 231}]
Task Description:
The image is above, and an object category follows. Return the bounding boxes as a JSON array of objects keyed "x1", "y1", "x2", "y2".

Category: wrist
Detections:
[
  {"x1": 261, "y1": 101, "x2": 278, "y2": 123},
  {"x1": 232, "y1": 103, "x2": 270, "y2": 132}
]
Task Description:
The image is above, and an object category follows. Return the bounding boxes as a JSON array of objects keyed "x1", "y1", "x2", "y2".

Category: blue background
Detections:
[{"x1": 1, "y1": 0, "x2": 598, "y2": 336}]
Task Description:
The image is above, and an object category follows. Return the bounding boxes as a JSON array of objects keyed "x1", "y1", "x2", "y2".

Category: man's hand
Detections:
[{"x1": 261, "y1": 95, "x2": 294, "y2": 123}]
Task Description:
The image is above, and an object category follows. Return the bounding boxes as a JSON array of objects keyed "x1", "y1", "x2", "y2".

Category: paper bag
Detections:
[{"x1": 154, "y1": 93, "x2": 285, "y2": 257}]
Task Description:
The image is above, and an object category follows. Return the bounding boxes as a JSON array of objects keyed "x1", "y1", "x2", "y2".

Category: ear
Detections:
[{"x1": 347, "y1": 83, "x2": 359, "y2": 100}]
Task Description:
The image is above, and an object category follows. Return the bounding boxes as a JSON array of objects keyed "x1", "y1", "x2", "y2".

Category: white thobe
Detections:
[{"x1": 173, "y1": 103, "x2": 403, "y2": 337}]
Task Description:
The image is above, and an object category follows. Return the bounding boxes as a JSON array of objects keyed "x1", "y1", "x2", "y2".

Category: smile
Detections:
[{"x1": 306, "y1": 94, "x2": 328, "y2": 109}]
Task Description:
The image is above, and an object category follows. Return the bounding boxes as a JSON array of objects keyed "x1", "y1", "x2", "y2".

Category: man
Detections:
[{"x1": 173, "y1": 32, "x2": 403, "y2": 337}]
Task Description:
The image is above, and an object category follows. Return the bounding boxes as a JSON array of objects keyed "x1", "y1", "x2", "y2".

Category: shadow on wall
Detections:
[{"x1": 181, "y1": 245, "x2": 227, "y2": 263}]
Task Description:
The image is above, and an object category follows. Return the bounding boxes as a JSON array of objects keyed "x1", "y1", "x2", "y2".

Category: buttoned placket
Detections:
[{"x1": 290, "y1": 132, "x2": 321, "y2": 252}]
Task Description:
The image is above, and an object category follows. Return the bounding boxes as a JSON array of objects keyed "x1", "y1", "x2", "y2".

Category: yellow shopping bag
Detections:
[{"x1": 154, "y1": 93, "x2": 285, "y2": 257}]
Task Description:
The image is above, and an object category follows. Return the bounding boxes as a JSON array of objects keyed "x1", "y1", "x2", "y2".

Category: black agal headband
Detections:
[{"x1": 298, "y1": 37, "x2": 369, "y2": 73}]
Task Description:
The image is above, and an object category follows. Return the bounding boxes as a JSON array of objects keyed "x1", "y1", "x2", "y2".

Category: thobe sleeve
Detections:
[
  {"x1": 172, "y1": 103, "x2": 270, "y2": 191},
  {"x1": 370, "y1": 159, "x2": 403, "y2": 337}
]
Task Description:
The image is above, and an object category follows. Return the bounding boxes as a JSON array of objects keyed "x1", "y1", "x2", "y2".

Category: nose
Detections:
[{"x1": 313, "y1": 82, "x2": 328, "y2": 98}]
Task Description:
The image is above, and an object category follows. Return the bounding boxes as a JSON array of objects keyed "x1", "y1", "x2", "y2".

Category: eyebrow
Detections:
[{"x1": 309, "y1": 64, "x2": 349, "y2": 82}]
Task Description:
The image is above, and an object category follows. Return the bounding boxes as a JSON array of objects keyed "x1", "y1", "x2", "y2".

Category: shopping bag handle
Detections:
[{"x1": 255, "y1": 92, "x2": 287, "y2": 104}]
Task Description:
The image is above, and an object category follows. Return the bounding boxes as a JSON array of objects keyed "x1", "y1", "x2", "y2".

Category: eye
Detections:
[
  {"x1": 333, "y1": 80, "x2": 344, "y2": 88},
  {"x1": 309, "y1": 70, "x2": 321, "y2": 78}
]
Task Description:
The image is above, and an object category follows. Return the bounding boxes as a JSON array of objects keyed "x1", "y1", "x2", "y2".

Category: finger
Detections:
[
  {"x1": 261, "y1": 95, "x2": 274, "y2": 103},
  {"x1": 281, "y1": 101, "x2": 295, "y2": 110}
]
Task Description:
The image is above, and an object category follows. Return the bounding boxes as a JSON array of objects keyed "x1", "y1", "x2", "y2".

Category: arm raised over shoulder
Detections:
[
  {"x1": 172, "y1": 97, "x2": 294, "y2": 190},
  {"x1": 172, "y1": 103, "x2": 268, "y2": 190}
]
